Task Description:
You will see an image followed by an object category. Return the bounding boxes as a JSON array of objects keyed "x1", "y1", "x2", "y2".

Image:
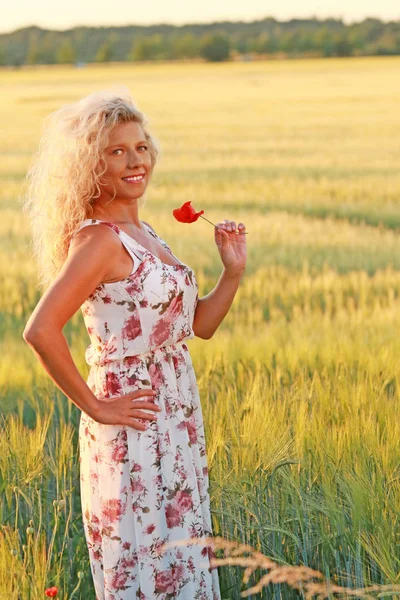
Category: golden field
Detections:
[{"x1": 1, "y1": 57, "x2": 400, "y2": 598}]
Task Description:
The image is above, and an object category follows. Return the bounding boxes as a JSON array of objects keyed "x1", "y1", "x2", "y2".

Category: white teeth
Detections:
[{"x1": 123, "y1": 175, "x2": 144, "y2": 182}]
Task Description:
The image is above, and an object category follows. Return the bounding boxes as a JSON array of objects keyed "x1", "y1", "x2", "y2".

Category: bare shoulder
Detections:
[
  {"x1": 68, "y1": 222, "x2": 121, "y2": 256},
  {"x1": 23, "y1": 225, "x2": 122, "y2": 334},
  {"x1": 60, "y1": 223, "x2": 121, "y2": 292},
  {"x1": 66, "y1": 222, "x2": 123, "y2": 285},
  {"x1": 67, "y1": 224, "x2": 121, "y2": 266}
]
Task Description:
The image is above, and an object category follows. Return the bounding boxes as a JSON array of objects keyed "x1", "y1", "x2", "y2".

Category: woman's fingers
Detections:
[
  {"x1": 129, "y1": 389, "x2": 157, "y2": 400},
  {"x1": 215, "y1": 220, "x2": 246, "y2": 233},
  {"x1": 131, "y1": 409, "x2": 158, "y2": 420},
  {"x1": 222, "y1": 219, "x2": 236, "y2": 231},
  {"x1": 217, "y1": 219, "x2": 247, "y2": 233},
  {"x1": 126, "y1": 418, "x2": 148, "y2": 431},
  {"x1": 131, "y1": 400, "x2": 161, "y2": 412}
]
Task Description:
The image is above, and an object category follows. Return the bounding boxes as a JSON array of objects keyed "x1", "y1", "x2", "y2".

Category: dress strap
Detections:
[{"x1": 73, "y1": 219, "x2": 144, "y2": 275}]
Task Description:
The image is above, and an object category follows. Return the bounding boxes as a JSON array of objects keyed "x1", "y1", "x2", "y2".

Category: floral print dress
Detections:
[{"x1": 74, "y1": 219, "x2": 221, "y2": 600}]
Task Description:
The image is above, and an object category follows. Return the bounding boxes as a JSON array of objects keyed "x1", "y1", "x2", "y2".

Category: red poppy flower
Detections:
[
  {"x1": 45, "y1": 587, "x2": 58, "y2": 597},
  {"x1": 172, "y1": 201, "x2": 204, "y2": 223},
  {"x1": 172, "y1": 201, "x2": 248, "y2": 234}
]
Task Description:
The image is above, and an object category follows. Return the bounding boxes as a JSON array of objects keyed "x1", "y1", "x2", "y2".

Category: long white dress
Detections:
[{"x1": 75, "y1": 219, "x2": 221, "y2": 600}]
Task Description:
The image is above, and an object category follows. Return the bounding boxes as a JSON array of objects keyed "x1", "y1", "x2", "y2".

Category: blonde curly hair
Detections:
[{"x1": 23, "y1": 87, "x2": 161, "y2": 290}]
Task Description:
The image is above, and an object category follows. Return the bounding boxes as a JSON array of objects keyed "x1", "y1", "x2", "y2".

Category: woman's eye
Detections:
[{"x1": 112, "y1": 146, "x2": 147, "y2": 154}]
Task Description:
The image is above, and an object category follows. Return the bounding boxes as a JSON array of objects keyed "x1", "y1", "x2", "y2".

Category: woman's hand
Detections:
[
  {"x1": 214, "y1": 220, "x2": 247, "y2": 275},
  {"x1": 90, "y1": 388, "x2": 161, "y2": 431}
]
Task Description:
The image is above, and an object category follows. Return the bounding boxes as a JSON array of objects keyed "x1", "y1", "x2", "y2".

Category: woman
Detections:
[{"x1": 23, "y1": 89, "x2": 247, "y2": 599}]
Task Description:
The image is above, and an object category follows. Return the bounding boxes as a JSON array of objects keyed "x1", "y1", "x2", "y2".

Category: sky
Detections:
[{"x1": 2, "y1": 0, "x2": 399, "y2": 34}]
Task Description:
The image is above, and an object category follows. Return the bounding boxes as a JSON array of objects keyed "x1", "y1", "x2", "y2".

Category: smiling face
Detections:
[{"x1": 97, "y1": 120, "x2": 153, "y2": 203}]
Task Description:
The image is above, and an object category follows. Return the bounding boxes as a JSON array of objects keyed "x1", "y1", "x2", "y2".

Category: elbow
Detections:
[
  {"x1": 22, "y1": 325, "x2": 51, "y2": 347},
  {"x1": 22, "y1": 327, "x2": 39, "y2": 346},
  {"x1": 202, "y1": 331, "x2": 214, "y2": 340},
  {"x1": 194, "y1": 328, "x2": 214, "y2": 340}
]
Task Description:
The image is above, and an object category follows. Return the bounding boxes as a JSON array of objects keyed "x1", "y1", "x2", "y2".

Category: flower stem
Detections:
[
  {"x1": 200, "y1": 215, "x2": 248, "y2": 234},
  {"x1": 200, "y1": 215, "x2": 216, "y2": 227}
]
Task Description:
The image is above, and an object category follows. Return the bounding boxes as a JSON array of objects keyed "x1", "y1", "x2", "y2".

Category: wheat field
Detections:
[{"x1": 1, "y1": 57, "x2": 400, "y2": 598}]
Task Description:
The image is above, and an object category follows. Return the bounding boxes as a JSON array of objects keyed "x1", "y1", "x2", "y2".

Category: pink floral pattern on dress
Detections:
[{"x1": 74, "y1": 219, "x2": 221, "y2": 600}]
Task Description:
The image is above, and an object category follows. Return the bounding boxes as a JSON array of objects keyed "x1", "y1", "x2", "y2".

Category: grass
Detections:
[{"x1": 1, "y1": 56, "x2": 400, "y2": 598}]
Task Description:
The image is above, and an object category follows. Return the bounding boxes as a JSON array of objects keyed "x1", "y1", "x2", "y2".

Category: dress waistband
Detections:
[{"x1": 88, "y1": 339, "x2": 190, "y2": 369}]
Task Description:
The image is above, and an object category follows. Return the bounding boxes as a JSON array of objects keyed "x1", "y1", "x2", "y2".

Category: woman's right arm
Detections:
[{"x1": 23, "y1": 227, "x2": 159, "y2": 427}]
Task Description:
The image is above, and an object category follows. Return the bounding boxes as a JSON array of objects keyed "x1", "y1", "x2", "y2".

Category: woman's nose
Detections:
[{"x1": 126, "y1": 150, "x2": 143, "y2": 167}]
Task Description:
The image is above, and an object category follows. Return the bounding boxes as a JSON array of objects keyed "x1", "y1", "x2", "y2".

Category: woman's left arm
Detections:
[{"x1": 193, "y1": 219, "x2": 247, "y2": 340}]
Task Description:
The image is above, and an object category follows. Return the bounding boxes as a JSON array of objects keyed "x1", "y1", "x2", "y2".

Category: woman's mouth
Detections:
[{"x1": 122, "y1": 174, "x2": 145, "y2": 183}]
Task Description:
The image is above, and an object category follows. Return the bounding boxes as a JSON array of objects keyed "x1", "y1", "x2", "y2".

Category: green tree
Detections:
[
  {"x1": 200, "y1": 33, "x2": 231, "y2": 62},
  {"x1": 335, "y1": 33, "x2": 353, "y2": 56},
  {"x1": 147, "y1": 34, "x2": 166, "y2": 60},
  {"x1": 26, "y1": 34, "x2": 40, "y2": 64},
  {"x1": 129, "y1": 37, "x2": 147, "y2": 61},
  {"x1": 313, "y1": 27, "x2": 335, "y2": 57},
  {"x1": 279, "y1": 30, "x2": 297, "y2": 53},
  {"x1": 129, "y1": 34, "x2": 166, "y2": 61},
  {"x1": 254, "y1": 32, "x2": 276, "y2": 54},
  {"x1": 95, "y1": 35, "x2": 116, "y2": 62},
  {"x1": 170, "y1": 33, "x2": 200, "y2": 59},
  {"x1": 235, "y1": 37, "x2": 250, "y2": 54},
  {"x1": 56, "y1": 39, "x2": 76, "y2": 64},
  {"x1": 34, "y1": 32, "x2": 59, "y2": 64}
]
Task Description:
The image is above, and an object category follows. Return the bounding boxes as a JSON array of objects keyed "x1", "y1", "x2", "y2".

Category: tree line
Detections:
[{"x1": 0, "y1": 17, "x2": 399, "y2": 66}]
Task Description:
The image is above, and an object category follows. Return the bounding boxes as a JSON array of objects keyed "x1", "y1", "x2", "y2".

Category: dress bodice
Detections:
[{"x1": 72, "y1": 219, "x2": 199, "y2": 367}]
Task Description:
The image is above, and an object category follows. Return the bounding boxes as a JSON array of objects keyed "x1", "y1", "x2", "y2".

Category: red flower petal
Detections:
[
  {"x1": 45, "y1": 587, "x2": 58, "y2": 597},
  {"x1": 173, "y1": 201, "x2": 204, "y2": 223}
]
